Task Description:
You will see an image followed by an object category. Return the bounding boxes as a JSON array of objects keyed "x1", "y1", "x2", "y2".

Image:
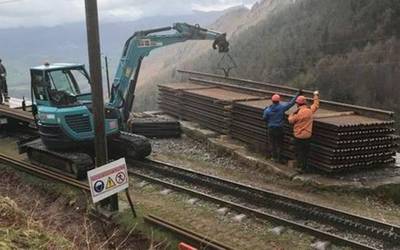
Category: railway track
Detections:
[
  {"x1": 0, "y1": 153, "x2": 89, "y2": 191},
  {"x1": 128, "y1": 159, "x2": 400, "y2": 250},
  {"x1": 0, "y1": 152, "x2": 235, "y2": 249}
]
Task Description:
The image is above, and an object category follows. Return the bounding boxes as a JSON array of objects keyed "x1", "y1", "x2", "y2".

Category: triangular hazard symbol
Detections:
[{"x1": 106, "y1": 177, "x2": 116, "y2": 189}]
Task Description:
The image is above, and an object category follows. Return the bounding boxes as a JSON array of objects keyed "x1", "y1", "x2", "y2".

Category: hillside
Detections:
[{"x1": 135, "y1": 0, "x2": 400, "y2": 123}]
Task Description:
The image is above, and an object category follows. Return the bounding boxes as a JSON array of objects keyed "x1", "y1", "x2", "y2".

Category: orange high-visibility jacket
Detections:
[{"x1": 288, "y1": 95, "x2": 320, "y2": 139}]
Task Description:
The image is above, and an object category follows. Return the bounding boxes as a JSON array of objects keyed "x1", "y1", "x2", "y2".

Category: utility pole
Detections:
[{"x1": 84, "y1": 0, "x2": 118, "y2": 211}]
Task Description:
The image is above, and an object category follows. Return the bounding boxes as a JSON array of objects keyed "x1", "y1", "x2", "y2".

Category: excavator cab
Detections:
[
  {"x1": 31, "y1": 63, "x2": 91, "y2": 107},
  {"x1": 30, "y1": 63, "x2": 120, "y2": 150}
]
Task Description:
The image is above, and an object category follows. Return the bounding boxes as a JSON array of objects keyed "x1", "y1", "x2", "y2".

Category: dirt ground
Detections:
[{"x1": 0, "y1": 164, "x2": 151, "y2": 250}]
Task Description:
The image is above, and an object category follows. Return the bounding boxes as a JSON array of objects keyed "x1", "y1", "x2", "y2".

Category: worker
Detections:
[
  {"x1": 0, "y1": 59, "x2": 8, "y2": 104},
  {"x1": 263, "y1": 90, "x2": 301, "y2": 162},
  {"x1": 288, "y1": 91, "x2": 320, "y2": 172}
]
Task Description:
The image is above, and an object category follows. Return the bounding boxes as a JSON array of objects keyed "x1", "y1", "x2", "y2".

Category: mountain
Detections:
[{"x1": 0, "y1": 10, "x2": 229, "y2": 98}]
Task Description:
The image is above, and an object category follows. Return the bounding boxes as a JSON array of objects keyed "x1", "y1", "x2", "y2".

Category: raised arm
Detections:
[
  {"x1": 283, "y1": 90, "x2": 301, "y2": 111},
  {"x1": 311, "y1": 91, "x2": 320, "y2": 113}
]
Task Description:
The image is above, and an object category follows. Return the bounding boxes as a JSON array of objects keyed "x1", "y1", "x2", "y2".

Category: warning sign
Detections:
[
  {"x1": 106, "y1": 177, "x2": 116, "y2": 189},
  {"x1": 87, "y1": 158, "x2": 129, "y2": 203}
]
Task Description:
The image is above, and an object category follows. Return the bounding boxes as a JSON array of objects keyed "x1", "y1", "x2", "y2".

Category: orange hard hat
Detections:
[
  {"x1": 271, "y1": 94, "x2": 280, "y2": 102},
  {"x1": 296, "y1": 95, "x2": 306, "y2": 105}
]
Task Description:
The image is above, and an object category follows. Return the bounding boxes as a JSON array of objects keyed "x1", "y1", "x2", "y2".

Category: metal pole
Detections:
[
  {"x1": 104, "y1": 56, "x2": 111, "y2": 99},
  {"x1": 84, "y1": 0, "x2": 118, "y2": 211}
]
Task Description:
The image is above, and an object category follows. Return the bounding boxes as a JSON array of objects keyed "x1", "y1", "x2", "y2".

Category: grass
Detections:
[
  {"x1": 0, "y1": 196, "x2": 73, "y2": 250},
  {"x1": 0, "y1": 163, "x2": 83, "y2": 202},
  {"x1": 116, "y1": 186, "x2": 179, "y2": 250}
]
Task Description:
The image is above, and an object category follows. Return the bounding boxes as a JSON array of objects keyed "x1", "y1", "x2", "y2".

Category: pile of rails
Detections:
[
  {"x1": 180, "y1": 88, "x2": 259, "y2": 134},
  {"x1": 158, "y1": 82, "x2": 211, "y2": 118},
  {"x1": 158, "y1": 83, "x2": 260, "y2": 134},
  {"x1": 309, "y1": 115, "x2": 396, "y2": 171},
  {"x1": 128, "y1": 113, "x2": 181, "y2": 138},
  {"x1": 158, "y1": 73, "x2": 397, "y2": 173},
  {"x1": 231, "y1": 99, "x2": 397, "y2": 172}
]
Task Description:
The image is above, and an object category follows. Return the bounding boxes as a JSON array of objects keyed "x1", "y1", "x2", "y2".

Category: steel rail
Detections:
[
  {"x1": 144, "y1": 214, "x2": 234, "y2": 250},
  {"x1": 0, "y1": 153, "x2": 90, "y2": 191},
  {"x1": 128, "y1": 159, "x2": 400, "y2": 249},
  {"x1": 178, "y1": 69, "x2": 311, "y2": 95}
]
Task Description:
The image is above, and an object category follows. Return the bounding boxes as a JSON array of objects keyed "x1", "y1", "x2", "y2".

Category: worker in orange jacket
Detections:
[{"x1": 288, "y1": 91, "x2": 320, "y2": 172}]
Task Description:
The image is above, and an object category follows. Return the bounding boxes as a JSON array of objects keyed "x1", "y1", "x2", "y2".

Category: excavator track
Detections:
[
  {"x1": 21, "y1": 139, "x2": 94, "y2": 180},
  {"x1": 20, "y1": 132, "x2": 151, "y2": 180},
  {"x1": 108, "y1": 131, "x2": 152, "y2": 160}
]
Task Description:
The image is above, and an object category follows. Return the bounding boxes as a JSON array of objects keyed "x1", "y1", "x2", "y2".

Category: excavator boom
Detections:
[{"x1": 109, "y1": 22, "x2": 229, "y2": 123}]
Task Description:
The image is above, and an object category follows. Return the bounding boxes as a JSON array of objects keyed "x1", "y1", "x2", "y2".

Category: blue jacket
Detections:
[{"x1": 262, "y1": 95, "x2": 298, "y2": 128}]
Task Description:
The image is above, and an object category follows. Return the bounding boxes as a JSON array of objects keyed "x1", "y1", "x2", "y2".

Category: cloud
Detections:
[{"x1": 0, "y1": 0, "x2": 258, "y2": 28}]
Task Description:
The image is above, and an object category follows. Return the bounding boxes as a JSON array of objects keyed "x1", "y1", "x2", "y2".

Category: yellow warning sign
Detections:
[{"x1": 106, "y1": 177, "x2": 116, "y2": 189}]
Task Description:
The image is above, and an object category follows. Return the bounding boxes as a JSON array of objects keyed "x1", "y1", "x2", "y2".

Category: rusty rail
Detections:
[
  {"x1": 0, "y1": 153, "x2": 90, "y2": 191},
  {"x1": 144, "y1": 214, "x2": 234, "y2": 250}
]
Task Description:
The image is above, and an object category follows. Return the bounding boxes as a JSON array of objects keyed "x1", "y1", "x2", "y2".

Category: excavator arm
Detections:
[{"x1": 108, "y1": 22, "x2": 229, "y2": 124}]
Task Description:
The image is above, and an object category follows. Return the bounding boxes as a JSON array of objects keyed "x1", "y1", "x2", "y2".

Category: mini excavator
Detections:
[{"x1": 20, "y1": 23, "x2": 229, "y2": 179}]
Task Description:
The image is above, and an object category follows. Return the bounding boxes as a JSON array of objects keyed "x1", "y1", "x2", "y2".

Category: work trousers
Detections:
[
  {"x1": 268, "y1": 127, "x2": 284, "y2": 161},
  {"x1": 294, "y1": 138, "x2": 311, "y2": 171}
]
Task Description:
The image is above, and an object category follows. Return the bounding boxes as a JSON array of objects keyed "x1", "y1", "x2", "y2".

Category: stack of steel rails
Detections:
[
  {"x1": 231, "y1": 99, "x2": 271, "y2": 152},
  {"x1": 231, "y1": 99, "x2": 398, "y2": 172},
  {"x1": 308, "y1": 115, "x2": 397, "y2": 171},
  {"x1": 231, "y1": 98, "x2": 295, "y2": 154},
  {"x1": 157, "y1": 82, "x2": 212, "y2": 118},
  {"x1": 129, "y1": 115, "x2": 181, "y2": 138},
  {"x1": 180, "y1": 88, "x2": 260, "y2": 134}
]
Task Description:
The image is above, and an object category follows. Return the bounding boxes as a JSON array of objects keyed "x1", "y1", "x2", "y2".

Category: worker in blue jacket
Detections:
[{"x1": 262, "y1": 90, "x2": 301, "y2": 162}]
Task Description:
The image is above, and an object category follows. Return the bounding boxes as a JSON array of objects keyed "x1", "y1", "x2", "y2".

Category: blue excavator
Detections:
[{"x1": 21, "y1": 23, "x2": 229, "y2": 179}]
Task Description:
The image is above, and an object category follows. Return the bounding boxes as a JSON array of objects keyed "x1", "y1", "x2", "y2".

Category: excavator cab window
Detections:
[
  {"x1": 31, "y1": 70, "x2": 49, "y2": 102},
  {"x1": 48, "y1": 69, "x2": 80, "y2": 96},
  {"x1": 44, "y1": 68, "x2": 91, "y2": 106}
]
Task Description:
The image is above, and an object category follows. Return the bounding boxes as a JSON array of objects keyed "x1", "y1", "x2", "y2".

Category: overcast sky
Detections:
[{"x1": 0, "y1": 0, "x2": 258, "y2": 28}]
